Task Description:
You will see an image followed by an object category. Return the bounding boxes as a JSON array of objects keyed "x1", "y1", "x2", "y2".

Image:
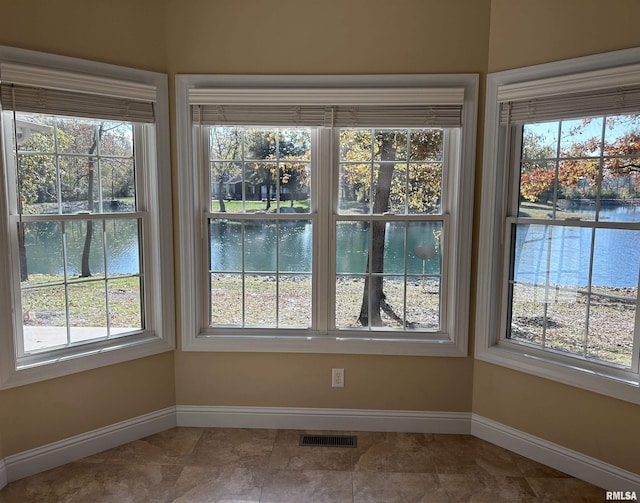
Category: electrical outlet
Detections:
[{"x1": 332, "y1": 368, "x2": 345, "y2": 388}]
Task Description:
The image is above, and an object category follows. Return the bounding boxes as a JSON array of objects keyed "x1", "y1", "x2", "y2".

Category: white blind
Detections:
[
  {"x1": 192, "y1": 104, "x2": 463, "y2": 128},
  {"x1": 1, "y1": 85, "x2": 155, "y2": 123},
  {"x1": 0, "y1": 63, "x2": 156, "y2": 123},
  {"x1": 498, "y1": 63, "x2": 640, "y2": 125},
  {"x1": 189, "y1": 87, "x2": 465, "y2": 128}
]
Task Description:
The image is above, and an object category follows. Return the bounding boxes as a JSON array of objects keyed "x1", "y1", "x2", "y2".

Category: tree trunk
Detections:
[
  {"x1": 264, "y1": 179, "x2": 271, "y2": 211},
  {"x1": 80, "y1": 124, "x2": 103, "y2": 278},
  {"x1": 217, "y1": 178, "x2": 226, "y2": 212},
  {"x1": 19, "y1": 223, "x2": 28, "y2": 281},
  {"x1": 358, "y1": 135, "x2": 396, "y2": 326}
]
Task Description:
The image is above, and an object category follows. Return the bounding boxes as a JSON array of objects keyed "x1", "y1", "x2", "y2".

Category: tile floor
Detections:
[{"x1": 0, "y1": 427, "x2": 607, "y2": 502}]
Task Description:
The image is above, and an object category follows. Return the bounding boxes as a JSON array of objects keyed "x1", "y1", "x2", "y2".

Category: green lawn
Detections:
[{"x1": 212, "y1": 199, "x2": 311, "y2": 213}]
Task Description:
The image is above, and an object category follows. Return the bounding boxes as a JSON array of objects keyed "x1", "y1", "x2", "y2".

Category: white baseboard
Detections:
[
  {"x1": 2, "y1": 406, "x2": 176, "y2": 485},
  {"x1": 176, "y1": 405, "x2": 472, "y2": 434},
  {"x1": 1, "y1": 406, "x2": 637, "y2": 495},
  {"x1": 471, "y1": 414, "x2": 640, "y2": 492},
  {"x1": 0, "y1": 459, "x2": 6, "y2": 490}
]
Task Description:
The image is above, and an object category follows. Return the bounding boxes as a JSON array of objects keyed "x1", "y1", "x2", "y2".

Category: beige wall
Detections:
[
  {"x1": 0, "y1": 353, "x2": 175, "y2": 457},
  {"x1": 487, "y1": 0, "x2": 640, "y2": 72},
  {"x1": 476, "y1": 0, "x2": 640, "y2": 475},
  {"x1": 0, "y1": 0, "x2": 639, "y2": 478},
  {"x1": 0, "y1": 0, "x2": 175, "y2": 458},
  {"x1": 164, "y1": 0, "x2": 490, "y2": 75},
  {"x1": 169, "y1": 0, "x2": 490, "y2": 415},
  {"x1": 473, "y1": 362, "x2": 640, "y2": 474},
  {"x1": 175, "y1": 353, "x2": 473, "y2": 411},
  {"x1": 0, "y1": 0, "x2": 167, "y2": 72}
]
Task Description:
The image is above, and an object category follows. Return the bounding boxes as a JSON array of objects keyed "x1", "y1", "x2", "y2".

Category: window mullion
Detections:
[{"x1": 316, "y1": 127, "x2": 331, "y2": 333}]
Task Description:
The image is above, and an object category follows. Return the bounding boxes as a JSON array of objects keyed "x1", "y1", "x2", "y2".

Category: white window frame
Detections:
[
  {"x1": 476, "y1": 47, "x2": 640, "y2": 404},
  {"x1": 177, "y1": 74, "x2": 477, "y2": 356},
  {"x1": 0, "y1": 46, "x2": 175, "y2": 389}
]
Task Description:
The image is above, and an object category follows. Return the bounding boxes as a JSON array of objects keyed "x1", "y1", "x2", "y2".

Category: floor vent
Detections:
[{"x1": 299, "y1": 434, "x2": 357, "y2": 448}]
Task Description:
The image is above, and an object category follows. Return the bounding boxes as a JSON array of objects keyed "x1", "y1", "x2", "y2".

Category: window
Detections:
[
  {"x1": 177, "y1": 75, "x2": 477, "y2": 355},
  {"x1": 476, "y1": 48, "x2": 640, "y2": 403},
  {"x1": 0, "y1": 47, "x2": 174, "y2": 388}
]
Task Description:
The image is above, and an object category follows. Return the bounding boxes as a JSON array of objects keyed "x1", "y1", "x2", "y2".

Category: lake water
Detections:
[
  {"x1": 209, "y1": 220, "x2": 443, "y2": 277},
  {"x1": 513, "y1": 206, "x2": 640, "y2": 288},
  {"x1": 24, "y1": 206, "x2": 640, "y2": 289}
]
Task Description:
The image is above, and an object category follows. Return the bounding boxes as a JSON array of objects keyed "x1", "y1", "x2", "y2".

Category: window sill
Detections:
[
  {"x1": 475, "y1": 341, "x2": 640, "y2": 405},
  {"x1": 183, "y1": 331, "x2": 467, "y2": 357}
]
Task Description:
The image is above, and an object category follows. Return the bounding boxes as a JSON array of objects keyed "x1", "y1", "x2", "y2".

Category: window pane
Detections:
[
  {"x1": 65, "y1": 220, "x2": 106, "y2": 280},
  {"x1": 99, "y1": 122, "x2": 134, "y2": 157},
  {"x1": 518, "y1": 161, "x2": 557, "y2": 215},
  {"x1": 374, "y1": 130, "x2": 408, "y2": 161},
  {"x1": 512, "y1": 223, "x2": 586, "y2": 292},
  {"x1": 522, "y1": 122, "x2": 559, "y2": 161},
  {"x1": 105, "y1": 219, "x2": 141, "y2": 276},
  {"x1": 338, "y1": 163, "x2": 372, "y2": 214},
  {"x1": 276, "y1": 162, "x2": 310, "y2": 213},
  {"x1": 340, "y1": 129, "x2": 372, "y2": 162},
  {"x1": 336, "y1": 221, "x2": 369, "y2": 274},
  {"x1": 108, "y1": 276, "x2": 143, "y2": 335},
  {"x1": 408, "y1": 163, "x2": 442, "y2": 215},
  {"x1": 57, "y1": 117, "x2": 99, "y2": 154},
  {"x1": 210, "y1": 127, "x2": 243, "y2": 160},
  {"x1": 278, "y1": 129, "x2": 311, "y2": 161},
  {"x1": 592, "y1": 228, "x2": 640, "y2": 288},
  {"x1": 210, "y1": 217, "x2": 313, "y2": 328},
  {"x1": 60, "y1": 154, "x2": 99, "y2": 213},
  {"x1": 21, "y1": 221, "x2": 64, "y2": 285},
  {"x1": 509, "y1": 221, "x2": 639, "y2": 368},
  {"x1": 335, "y1": 275, "x2": 366, "y2": 329},
  {"x1": 381, "y1": 275, "x2": 406, "y2": 328},
  {"x1": 13, "y1": 114, "x2": 138, "y2": 216},
  {"x1": 600, "y1": 160, "x2": 640, "y2": 222},
  {"x1": 406, "y1": 276, "x2": 440, "y2": 330},
  {"x1": 279, "y1": 220, "x2": 312, "y2": 273},
  {"x1": 68, "y1": 281, "x2": 108, "y2": 343},
  {"x1": 245, "y1": 129, "x2": 276, "y2": 160},
  {"x1": 335, "y1": 220, "x2": 443, "y2": 332},
  {"x1": 210, "y1": 127, "x2": 311, "y2": 214},
  {"x1": 408, "y1": 221, "x2": 442, "y2": 275},
  {"x1": 21, "y1": 284, "x2": 67, "y2": 352},
  {"x1": 211, "y1": 273, "x2": 243, "y2": 326},
  {"x1": 588, "y1": 290, "x2": 634, "y2": 367},
  {"x1": 245, "y1": 220, "x2": 276, "y2": 272},
  {"x1": 18, "y1": 154, "x2": 58, "y2": 215},
  {"x1": 211, "y1": 161, "x2": 241, "y2": 212},
  {"x1": 278, "y1": 274, "x2": 312, "y2": 328},
  {"x1": 100, "y1": 158, "x2": 135, "y2": 212},
  {"x1": 245, "y1": 274, "x2": 277, "y2": 327},
  {"x1": 210, "y1": 219, "x2": 243, "y2": 272},
  {"x1": 388, "y1": 164, "x2": 407, "y2": 213},
  {"x1": 339, "y1": 128, "x2": 444, "y2": 216},
  {"x1": 559, "y1": 118, "x2": 603, "y2": 158}
]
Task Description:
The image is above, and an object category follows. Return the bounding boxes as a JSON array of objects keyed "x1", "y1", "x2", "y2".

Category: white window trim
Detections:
[
  {"x1": 476, "y1": 47, "x2": 640, "y2": 404},
  {"x1": 176, "y1": 74, "x2": 478, "y2": 356},
  {"x1": 0, "y1": 46, "x2": 175, "y2": 389}
]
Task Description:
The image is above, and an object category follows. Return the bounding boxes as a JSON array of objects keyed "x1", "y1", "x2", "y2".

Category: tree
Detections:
[
  {"x1": 520, "y1": 115, "x2": 640, "y2": 202},
  {"x1": 211, "y1": 128, "x2": 310, "y2": 211},
  {"x1": 16, "y1": 116, "x2": 133, "y2": 281},
  {"x1": 358, "y1": 133, "x2": 397, "y2": 326},
  {"x1": 350, "y1": 129, "x2": 443, "y2": 327},
  {"x1": 80, "y1": 123, "x2": 104, "y2": 278},
  {"x1": 210, "y1": 127, "x2": 242, "y2": 212}
]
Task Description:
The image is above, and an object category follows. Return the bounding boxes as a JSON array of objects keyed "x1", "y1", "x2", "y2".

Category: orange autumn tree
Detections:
[{"x1": 520, "y1": 115, "x2": 640, "y2": 203}]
